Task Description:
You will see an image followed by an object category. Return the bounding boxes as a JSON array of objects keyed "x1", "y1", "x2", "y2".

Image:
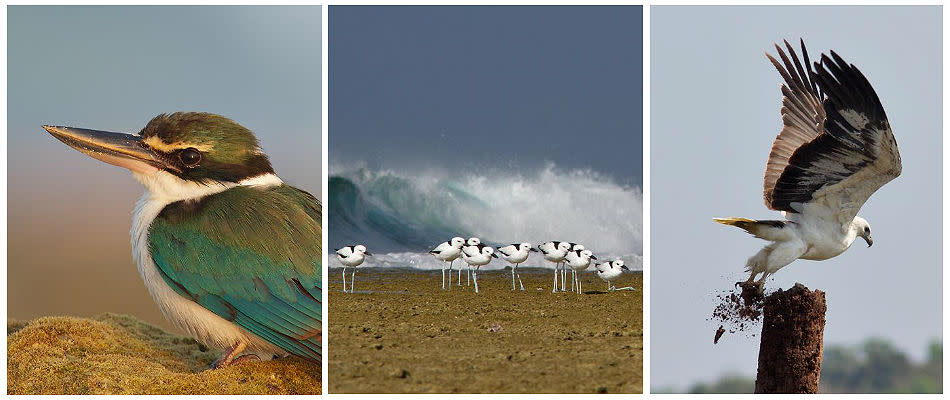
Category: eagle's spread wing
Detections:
[
  {"x1": 149, "y1": 184, "x2": 322, "y2": 361},
  {"x1": 764, "y1": 40, "x2": 901, "y2": 225}
]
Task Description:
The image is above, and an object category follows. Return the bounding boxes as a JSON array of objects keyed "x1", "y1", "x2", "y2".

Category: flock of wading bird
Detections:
[{"x1": 334, "y1": 237, "x2": 635, "y2": 294}]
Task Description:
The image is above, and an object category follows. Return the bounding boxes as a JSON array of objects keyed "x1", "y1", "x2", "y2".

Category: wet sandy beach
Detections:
[{"x1": 328, "y1": 267, "x2": 643, "y2": 393}]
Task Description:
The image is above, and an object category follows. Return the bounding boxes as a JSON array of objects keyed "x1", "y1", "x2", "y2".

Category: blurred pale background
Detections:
[
  {"x1": 8, "y1": 6, "x2": 322, "y2": 331},
  {"x1": 651, "y1": 6, "x2": 941, "y2": 392}
]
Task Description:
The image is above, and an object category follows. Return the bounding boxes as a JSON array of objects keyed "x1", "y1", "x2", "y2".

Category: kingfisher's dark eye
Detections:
[{"x1": 178, "y1": 148, "x2": 202, "y2": 167}]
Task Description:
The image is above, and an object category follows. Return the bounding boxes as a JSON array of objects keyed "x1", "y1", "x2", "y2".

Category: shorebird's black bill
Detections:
[{"x1": 43, "y1": 125, "x2": 171, "y2": 174}]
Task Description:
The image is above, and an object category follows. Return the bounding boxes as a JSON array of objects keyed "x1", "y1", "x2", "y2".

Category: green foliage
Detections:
[
  {"x1": 687, "y1": 375, "x2": 754, "y2": 394},
  {"x1": 679, "y1": 338, "x2": 942, "y2": 394}
]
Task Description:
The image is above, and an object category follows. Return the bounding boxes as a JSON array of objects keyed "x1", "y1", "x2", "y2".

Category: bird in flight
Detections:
[
  {"x1": 44, "y1": 112, "x2": 322, "y2": 368},
  {"x1": 715, "y1": 39, "x2": 901, "y2": 292}
]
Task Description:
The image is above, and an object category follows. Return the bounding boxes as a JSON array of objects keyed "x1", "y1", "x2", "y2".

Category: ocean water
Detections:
[{"x1": 329, "y1": 163, "x2": 643, "y2": 271}]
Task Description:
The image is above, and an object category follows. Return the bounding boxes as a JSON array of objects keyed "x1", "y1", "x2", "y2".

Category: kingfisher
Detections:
[{"x1": 43, "y1": 112, "x2": 322, "y2": 369}]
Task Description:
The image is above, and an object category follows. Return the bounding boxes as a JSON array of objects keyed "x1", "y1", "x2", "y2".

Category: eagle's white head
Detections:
[{"x1": 852, "y1": 216, "x2": 872, "y2": 247}]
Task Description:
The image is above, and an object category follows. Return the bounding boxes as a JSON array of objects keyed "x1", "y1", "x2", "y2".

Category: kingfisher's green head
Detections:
[{"x1": 44, "y1": 112, "x2": 277, "y2": 188}]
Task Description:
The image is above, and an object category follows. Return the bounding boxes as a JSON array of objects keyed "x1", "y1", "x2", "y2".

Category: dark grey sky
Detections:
[{"x1": 329, "y1": 5, "x2": 643, "y2": 186}]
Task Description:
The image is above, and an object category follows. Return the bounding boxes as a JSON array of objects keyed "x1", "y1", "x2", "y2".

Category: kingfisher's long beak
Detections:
[
  {"x1": 43, "y1": 125, "x2": 171, "y2": 174},
  {"x1": 864, "y1": 235, "x2": 873, "y2": 247}
]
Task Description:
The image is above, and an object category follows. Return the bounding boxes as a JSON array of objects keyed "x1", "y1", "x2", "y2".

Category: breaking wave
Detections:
[{"x1": 329, "y1": 163, "x2": 642, "y2": 270}]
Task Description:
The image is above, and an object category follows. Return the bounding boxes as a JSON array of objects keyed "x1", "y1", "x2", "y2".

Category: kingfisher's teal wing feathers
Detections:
[{"x1": 148, "y1": 184, "x2": 322, "y2": 361}]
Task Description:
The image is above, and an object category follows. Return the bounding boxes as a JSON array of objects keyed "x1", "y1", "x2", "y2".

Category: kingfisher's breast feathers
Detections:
[{"x1": 146, "y1": 183, "x2": 323, "y2": 360}]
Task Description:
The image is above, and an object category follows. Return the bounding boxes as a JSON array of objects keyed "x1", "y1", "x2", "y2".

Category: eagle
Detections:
[{"x1": 715, "y1": 39, "x2": 901, "y2": 290}]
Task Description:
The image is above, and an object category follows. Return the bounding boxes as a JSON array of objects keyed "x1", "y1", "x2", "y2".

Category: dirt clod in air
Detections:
[
  {"x1": 713, "y1": 325, "x2": 725, "y2": 344},
  {"x1": 710, "y1": 282, "x2": 770, "y2": 339}
]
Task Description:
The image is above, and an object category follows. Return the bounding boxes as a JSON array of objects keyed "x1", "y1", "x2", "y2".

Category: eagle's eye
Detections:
[{"x1": 864, "y1": 226, "x2": 870, "y2": 234}]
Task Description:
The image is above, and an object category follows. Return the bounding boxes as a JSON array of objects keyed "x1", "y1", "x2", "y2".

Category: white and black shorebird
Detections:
[
  {"x1": 538, "y1": 241, "x2": 572, "y2": 292},
  {"x1": 460, "y1": 237, "x2": 483, "y2": 286},
  {"x1": 714, "y1": 40, "x2": 901, "y2": 292},
  {"x1": 497, "y1": 242, "x2": 537, "y2": 291},
  {"x1": 429, "y1": 237, "x2": 465, "y2": 290},
  {"x1": 461, "y1": 245, "x2": 497, "y2": 294},
  {"x1": 335, "y1": 245, "x2": 370, "y2": 293},
  {"x1": 594, "y1": 259, "x2": 633, "y2": 291},
  {"x1": 564, "y1": 243, "x2": 585, "y2": 292},
  {"x1": 564, "y1": 248, "x2": 596, "y2": 294}
]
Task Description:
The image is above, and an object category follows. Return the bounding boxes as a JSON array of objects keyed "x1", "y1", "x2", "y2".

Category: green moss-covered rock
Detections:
[{"x1": 8, "y1": 313, "x2": 321, "y2": 394}]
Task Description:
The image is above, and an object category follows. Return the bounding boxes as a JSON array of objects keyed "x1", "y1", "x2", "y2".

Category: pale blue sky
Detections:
[
  {"x1": 651, "y1": 5, "x2": 942, "y2": 391},
  {"x1": 9, "y1": 6, "x2": 322, "y2": 198},
  {"x1": 8, "y1": 5, "x2": 322, "y2": 328}
]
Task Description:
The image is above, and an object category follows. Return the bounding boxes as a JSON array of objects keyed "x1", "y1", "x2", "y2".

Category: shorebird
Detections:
[
  {"x1": 538, "y1": 241, "x2": 572, "y2": 292},
  {"x1": 497, "y1": 242, "x2": 537, "y2": 291},
  {"x1": 461, "y1": 245, "x2": 497, "y2": 293},
  {"x1": 336, "y1": 244, "x2": 370, "y2": 293},
  {"x1": 429, "y1": 237, "x2": 465, "y2": 290},
  {"x1": 461, "y1": 237, "x2": 483, "y2": 286},
  {"x1": 594, "y1": 259, "x2": 631, "y2": 291},
  {"x1": 564, "y1": 248, "x2": 595, "y2": 294},
  {"x1": 714, "y1": 40, "x2": 900, "y2": 293},
  {"x1": 564, "y1": 243, "x2": 585, "y2": 292},
  {"x1": 43, "y1": 112, "x2": 321, "y2": 368}
]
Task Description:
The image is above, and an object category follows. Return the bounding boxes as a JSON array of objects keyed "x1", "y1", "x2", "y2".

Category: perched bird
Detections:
[
  {"x1": 461, "y1": 245, "x2": 497, "y2": 293},
  {"x1": 429, "y1": 237, "x2": 465, "y2": 290},
  {"x1": 335, "y1": 245, "x2": 370, "y2": 293},
  {"x1": 497, "y1": 242, "x2": 537, "y2": 291},
  {"x1": 43, "y1": 112, "x2": 321, "y2": 368},
  {"x1": 594, "y1": 259, "x2": 630, "y2": 291},
  {"x1": 538, "y1": 241, "x2": 572, "y2": 292},
  {"x1": 714, "y1": 40, "x2": 901, "y2": 292},
  {"x1": 564, "y1": 248, "x2": 595, "y2": 294},
  {"x1": 460, "y1": 237, "x2": 483, "y2": 286}
]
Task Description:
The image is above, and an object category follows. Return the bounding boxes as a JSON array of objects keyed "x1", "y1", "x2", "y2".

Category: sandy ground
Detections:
[
  {"x1": 8, "y1": 313, "x2": 320, "y2": 395},
  {"x1": 328, "y1": 267, "x2": 642, "y2": 393}
]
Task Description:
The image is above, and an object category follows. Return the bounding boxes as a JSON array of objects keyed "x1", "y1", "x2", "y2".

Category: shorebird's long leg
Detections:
[
  {"x1": 473, "y1": 268, "x2": 479, "y2": 293},
  {"x1": 211, "y1": 341, "x2": 247, "y2": 369},
  {"x1": 467, "y1": 266, "x2": 472, "y2": 286},
  {"x1": 578, "y1": 275, "x2": 583, "y2": 294},
  {"x1": 516, "y1": 264, "x2": 525, "y2": 291},
  {"x1": 511, "y1": 264, "x2": 516, "y2": 290},
  {"x1": 458, "y1": 266, "x2": 462, "y2": 286},
  {"x1": 448, "y1": 259, "x2": 454, "y2": 290},
  {"x1": 562, "y1": 266, "x2": 568, "y2": 292},
  {"x1": 441, "y1": 261, "x2": 446, "y2": 290},
  {"x1": 342, "y1": 267, "x2": 347, "y2": 293},
  {"x1": 552, "y1": 262, "x2": 559, "y2": 293},
  {"x1": 351, "y1": 269, "x2": 356, "y2": 293}
]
